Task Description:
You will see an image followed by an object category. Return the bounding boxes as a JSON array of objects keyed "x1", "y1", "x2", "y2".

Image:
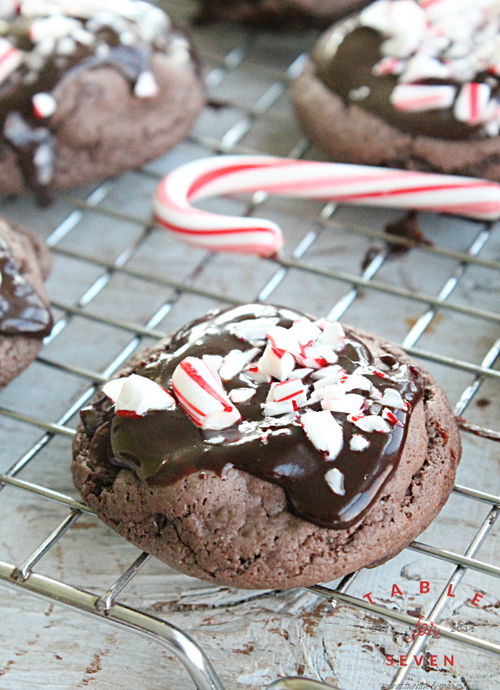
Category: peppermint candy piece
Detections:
[
  {"x1": 399, "y1": 54, "x2": 451, "y2": 83},
  {"x1": 259, "y1": 344, "x2": 295, "y2": 381},
  {"x1": 454, "y1": 82, "x2": 491, "y2": 124},
  {"x1": 319, "y1": 322, "x2": 345, "y2": 351},
  {"x1": 301, "y1": 410, "x2": 343, "y2": 460},
  {"x1": 32, "y1": 92, "x2": 57, "y2": 119},
  {"x1": 266, "y1": 325, "x2": 303, "y2": 356},
  {"x1": 267, "y1": 378, "x2": 307, "y2": 404},
  {"x1": 347, "y1": 413, "x2": 391, "y2": 433},
  {"x1": 172, "y1": 357, "x2": 241, "y2": 430},
  {"x1": 379, "y1": 388, "x2": 409, "y2": 410},
  {"x1": 244, "y1": 361, "x2": 272, "y2": 383},
  {"x1": 322, "y1": 393, "x2": 365, "y2": 414},
  {"x1": 134, "y1": 70, "x2": 158, "y2": 99},
  {"x1": 102, "y1": 374, "x2": 175, "y2": 417},
  {"x1": 29, "y1": 15, "x2": 80, "y2": 42},
  {"x1": 0, "y1": 38, "x2": 23, "y2": 85},
  {"x1": 373, "y1": 56, "x2": 405, "y2": 76},
  {"x1": 288, "y1": 317, "x2": 322, "y2": 346},
  {"x1": 382, "y1": 407, "x2": 405, "y2": 427},
  {"x1": 288, "y1": 367, "x2": 313, "y2": 380},
  {"x1": 390, "y1": 84, "x2": 456, "y2": 112},
  {"x1": 228, "y1": 387, "x2": 255, "y2": 403},
  {"x1": 230, "y1": 317, "x2": 279, "y2": 341},
  {"x1": 311, "y1": 365, "x2": 346, "y2": 382},
  {"x1": 350, "y1": 434, "x2": 370, "y2": 452},
  {"x1": 325, "y1": 467, "x2": 346, "y2": 496},
  {"x1": 219, "y1": 347, "x2": 260, "y2": 381},
  {"x1": 202, "y1": 354, "x2": 223, "y2": 372}
]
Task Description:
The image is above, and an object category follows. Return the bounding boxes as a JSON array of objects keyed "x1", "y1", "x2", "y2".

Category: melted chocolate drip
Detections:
[
  {"x1": 81, "y1": 305, "x2": 423, "y2": 530},
  {"x1": 0, "y1": 239, "x2": 52, "y2": 337},
  {"x1": 315, "y1": 25, "x2": 493, "y2": 141}
]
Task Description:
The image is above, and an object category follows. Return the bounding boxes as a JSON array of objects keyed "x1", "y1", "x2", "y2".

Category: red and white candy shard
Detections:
[
  {"x1": 267, "y1": 379, "x2": 307, "y2": 404},
  {"x1": 172, "y1": 357, "x2": 241, "y2": 430},
  {"x1": 382, "y1": 407, "x2": 404, "y2": 427},
  {"x1": 322, "y1": 393, "x2": 365, "y2": 414},
  {"x1": 0, "y1": 38, "x2": 23, "y2": 85},
  {"x1": 102, "y1": 374, "x2": 176, "y2": 417},
  {"x1": 288, "y1": 367, "x2": 313, "y2": 380},
  {"x1": 301, "y1": 410, "x2": 344, "y2": 460},
  {"x1": 350, "y1": 434, "x2": 370, "y2": 452},
  {"x1": 219, "y1": 347, "x2": 260, "y2": 381},
  {"x1": 230, "y1": 317, "x2": 279, "y2": 341},
  {"x1": 347, "y1": 413, "x2": 391, "y2": 434},
  {"x1": 229, "y1": 387, "x2": 255, "y2": 403},
  {"x1": 312, "y1": 365, "x2": 345, "y2": 382},
  {"x1": 324, "y1": 467, "x2": 346, "y2": 496},
  {"x1": 288, "y1": 318, "x2": 322, "y2": 346},
  {"x1": 319, "y1": 322, "x2": 345, "y2": 351},
  {"x1": 379, "y1": 388, "x2": 409, "y2": 410},
  {"x1": 399, "y1": 54, "x2": 451, "y2": 83},
  {"x1": 454, "y1": 82, "x2": 491, "y2": 124},
  {"x1": 390, "y1": 84, "x2": 456, "y2": 112},
  {"x1": 244, "y1": 361, "x2": 272, "y2": 383},
  {"x1": 32, "y1": 92, "x2": 57, "y2": 119},
  {"x1": 259, "y1": 343, "x2": 295, "y2": 381},
  {"x1": 266, "y1": 325, "x2": 303, "y2": 356}
]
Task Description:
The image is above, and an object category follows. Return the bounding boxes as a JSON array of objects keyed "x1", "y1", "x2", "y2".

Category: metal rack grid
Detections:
[{"x1": 1, "y1": 1, "x2": 500, "y2": 688}]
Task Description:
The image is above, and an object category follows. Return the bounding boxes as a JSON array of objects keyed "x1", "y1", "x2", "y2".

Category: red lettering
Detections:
[
  {"x1": 420, "y1": 580, "x2": 430, "y2": 594},
  {"x1": 386, "y1": 655, "x2": 394, "y2": 667},
  {"x1": 391, "y1": 584, "x2": 403, "y2": 597},
  {"x1": 447, "y1": 584, "x2": 455, "y2": 598},
  {"x1": 399, "y1": 655, "x2": 407, "y2": 667},
  {"x1": 444, "y1": 655, "x2": 454, "y2": 667},
  {"x1": 471, "y1": 593, "x2": 484, "y2": 607},
  {"x1": 419, "y1": 622, "x2": 429, "y2": 635},
  {"x1": 414, "y1": 654, "x2": 424, "y2": 666},
  {"x1": 429, "y1": 655, "x2": 437, "y2": 667},
  {"x1": 363, "y1": 592, "x2": 374, "y2": 605}
]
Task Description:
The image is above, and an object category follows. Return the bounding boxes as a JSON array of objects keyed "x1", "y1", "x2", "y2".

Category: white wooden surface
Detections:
[{"x1": 1, "y1": 1, "x2": 500, "y2": 688}]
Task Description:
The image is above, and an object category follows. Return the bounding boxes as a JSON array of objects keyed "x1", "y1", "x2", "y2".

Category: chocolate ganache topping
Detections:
[
  {"x1": 0, "y1": 0, "x2": 191, "y2": 205},
  {"x1": 313, "y1": 0, "x2": 500, "y2": 141},
  {"x1": 81, "y1": 305, "x2": 423, "y2": 530},
  {"x1": 0, "y1": 238, "x2": 52, "y2": 337}
]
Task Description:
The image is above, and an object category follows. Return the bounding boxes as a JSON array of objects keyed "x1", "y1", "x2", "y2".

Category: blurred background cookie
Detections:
[
  {"x1": 0, "y1": 0, "x2": 205, "y2": 205},
  {"x1": 292, "y1": 0, "x2": 500, "y2": 179},
  {"x1": 195, "y1": 0, "x2": 373, "y2": 28},
  {"x1": 0, "y1": 215, "x2": 52, "y2": 390}
]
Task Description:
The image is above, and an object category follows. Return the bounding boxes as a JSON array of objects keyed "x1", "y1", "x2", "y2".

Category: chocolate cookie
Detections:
[
  {"x1": 0, "y1": 215, "x2": 53, "y2": 390},
  {"x1": 72, "y1": 304, "x2": 460, "y2": 590},
  {"x1": 0, "y1": 0, "x2": 205, "y2": 205},
  {"x1": 195, "y1": 0, "x2": 373, "y2": 28},
  {"x1": 291, "y1": 1, "x2": 500, "y2": 179}
]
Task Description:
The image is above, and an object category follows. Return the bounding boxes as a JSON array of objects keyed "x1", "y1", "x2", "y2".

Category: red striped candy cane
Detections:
[{"x1": 153, "y1": 155, "x2": 500, "y2": 257}]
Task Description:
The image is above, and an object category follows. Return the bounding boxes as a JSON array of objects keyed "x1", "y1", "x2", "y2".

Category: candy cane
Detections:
[{"x1": 153, "y1": 155, "x2": 500, "y2": 257}]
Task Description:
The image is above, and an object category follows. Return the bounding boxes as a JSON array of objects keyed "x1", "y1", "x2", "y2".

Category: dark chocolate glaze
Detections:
[
  {"x1": 0, "y1": 15, "x2": 172, "y2": 205},
  {"x1": 0, "y1": 239, "x2": 52, "y2": 337},
  {"x1": 315, "y1": 25, "x2": 492, "y2": 141},
  {"x1": 81, "y1": 304, "x2": 423, "y2": 530}
]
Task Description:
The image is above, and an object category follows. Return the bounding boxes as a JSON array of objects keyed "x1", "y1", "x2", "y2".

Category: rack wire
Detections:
[{"x1": 0, "y1": 1, "x2": 500, "y2": 688}]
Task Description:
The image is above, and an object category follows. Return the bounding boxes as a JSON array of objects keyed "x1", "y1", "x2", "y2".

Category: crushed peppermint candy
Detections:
[
  {"x1": 301, "y1": 410, "x2": 344, "y2": 460},
  {"x1": 103, "y1": 374, "x2": 175, "y2": 417},
  {"x1": 325, "y1": 467, "x2": 346, "y2": 496},
  {"x1": 379, "y1": 388, "x2": 409, "y2": 410},
  {"x1": 350, "y1": 434, "x2": 370, "y2": 452},
  {"x1": 172, "y1": 357, "x2": 241, "y2": 430},
  {"x1": 228, "y1": 387, "x2": 255, "y2": 404},
  {"x1": 347, "y1": 413, "x2": 392, "y2": 434},
  {"x1": 219, "y1": 347, "x2": 260, "y2": 381}
]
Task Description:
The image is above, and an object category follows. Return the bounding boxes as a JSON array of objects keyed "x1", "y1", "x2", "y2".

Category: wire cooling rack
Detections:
[{"x1": 1, "y1": 1, "x2": 500, "y2": 688}]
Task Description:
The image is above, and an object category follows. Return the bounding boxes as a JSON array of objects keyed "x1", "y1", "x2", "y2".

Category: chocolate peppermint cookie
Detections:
[
  {"x1": 0, "y1": 0, "x2": 205, "y2": 205},
  {"x1": 195, "y1": 0, "x2": 373, "y2": 28},
  {"x1": 292, "y1": 0, "x2": 500, "y2": 179},
  {"x1": 0, "y1": 215, "x2": 53, "y2": 389},
  {"x1": 72, "y1": 304, "x2": 460, "y2": 589}
]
